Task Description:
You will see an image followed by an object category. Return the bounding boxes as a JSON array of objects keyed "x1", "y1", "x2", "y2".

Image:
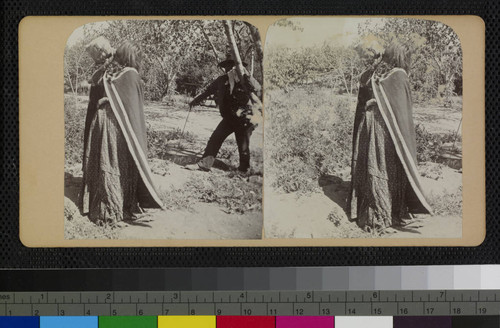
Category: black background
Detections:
[{"x1": 1, "y1": 0, "x2": 496, "y2": 269}]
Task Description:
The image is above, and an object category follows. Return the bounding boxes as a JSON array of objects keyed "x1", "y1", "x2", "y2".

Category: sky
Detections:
[
  {"x1": 66, "y1": 17, "x2": 386, "y2": 49},
  {"x1": 265, "y1": 17, "x2": 385, "y2": 49},
  {"x1": 66, "y1": 21, "x2": 110, "y2": 46}
]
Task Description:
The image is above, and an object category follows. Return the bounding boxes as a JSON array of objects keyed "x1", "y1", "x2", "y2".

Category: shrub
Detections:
[
  {"x1": 147, "y1": 128, "x2": 196, "y2": 159},
  {"x1": 65, "y1": 95, "x2": 87, "y2": 166},
  {"x1": 158, "y1": 186, "x2": 196, "y2": 211},
  {"x1": 185, "y1": 174, "x2": 262, "y2": 214},
  {"x1": 427, "y1": 186, "x2": 462, "y2": 216},
  {"x1": 265, "y1": 87, "x2": 354, "y2": 194},
  {"x1": 415, "y1": 124, "x2": 462, "y2": 163}
]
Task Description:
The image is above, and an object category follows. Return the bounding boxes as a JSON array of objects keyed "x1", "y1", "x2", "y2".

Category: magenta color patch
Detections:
[{"x1": 276, "y1": 316, "x2": 334, "y2": 328}]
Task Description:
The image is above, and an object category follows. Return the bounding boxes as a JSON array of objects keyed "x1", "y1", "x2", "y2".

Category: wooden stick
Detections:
[{"x1": 223, "y1": 20, "x2": 246, "y2": 83}]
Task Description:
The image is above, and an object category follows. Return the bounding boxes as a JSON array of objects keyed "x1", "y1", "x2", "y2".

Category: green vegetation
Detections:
[
  {"x1": 65, "y1": 20, "x2": 263, "y2": 102},
  {"x1": 265, "y1": 87, "x2": 354, "y2": 194}
]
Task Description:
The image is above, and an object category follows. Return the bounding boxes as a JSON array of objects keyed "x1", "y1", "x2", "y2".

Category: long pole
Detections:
[
  {"x1": 177, "y1": 105, "x2": 192, "y2": 149},
  {"x1": 223, "y1": 20, "x2": 262, "y2": 109},
  {"x1": 222, "y1": 20, "x2": 246, "y2": 84}
]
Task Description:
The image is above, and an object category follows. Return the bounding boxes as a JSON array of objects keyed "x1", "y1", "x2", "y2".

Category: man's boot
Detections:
[{"x1": 185, "y1": 156, "x2": 215, "y2": 171}]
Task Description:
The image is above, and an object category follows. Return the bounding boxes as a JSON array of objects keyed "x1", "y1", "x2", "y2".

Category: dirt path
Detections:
[
  {"x1": 264, "y1": 163, "x2": 462, "y2": 239},
  {"x1": 413, "y1": 104, "x2": 462, "y2": 135},
  {"x1": 65, "y1": 102, "x2": 263, "y2": 240},
  {"x1": 146, "y1": 102, "x2": 263, "y2": 150},
  {"x1": 118, "y1": 164, "x2": 262, "y2": 240}
]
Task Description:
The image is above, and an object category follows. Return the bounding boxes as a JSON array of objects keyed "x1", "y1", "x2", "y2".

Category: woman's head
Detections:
[
  {"x1": 86, "y1": 36, "x2": 114, "y2": 64},
  {"x1": 382, "y1": 41, "x2": 412, "y2": 72},
  {"x1": 114, "y1": 41, "x2": 142, "y2": 71},
  {"x1": 355, "y1": 36, "x2": 385, "y2": 67}
]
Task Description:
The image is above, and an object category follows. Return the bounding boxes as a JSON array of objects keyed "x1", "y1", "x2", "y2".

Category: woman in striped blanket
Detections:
[
  {"x1": 80, "y1": 40, "x2": 162, "y2": 226},
  {"x1": 348, "y1": 40, "x2": 432, "y2": 233}
]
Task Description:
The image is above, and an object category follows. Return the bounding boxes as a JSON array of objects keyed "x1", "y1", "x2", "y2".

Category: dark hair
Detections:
[
  {"x1": 114, "y1": 41, "x2": 142, "y2": 72},
  {"x1": 383, "y1": 41, "x2": 412, "y2": 72}
]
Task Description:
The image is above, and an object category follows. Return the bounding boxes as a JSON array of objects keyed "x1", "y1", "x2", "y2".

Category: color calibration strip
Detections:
[
  {"x1": 1, "y1": 290, "x2": 500, "y2": 317},
  {"x1": 1, "y1": 266, "x2": 499, "y2": 291},
  {"x1": 1, "y1": 315, "x2": 500, "y2": 328}
]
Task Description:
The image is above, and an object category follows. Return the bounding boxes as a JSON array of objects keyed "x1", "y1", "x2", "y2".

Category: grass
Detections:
[
  {"x1": 265, "y1": 86, "x2": 354, "y2": 194},
  {"x1": 266, "y1": 86, "x2": 463, "y2": 196},
  {"x1": 427, "y1": 186, "x2": 463, "y2": 216},
  {"x1": 184, "y1": 173, "x2": 262, "y2": 214},
  {"x1": 64, "y1": 199, "x2": 119, "y2": 239},
  {"x1": 64, "y1": 95, "x2": 87, "y2": 166},
  {"x1": 415, "y1": 124, "x2": 462, "y2": 163},
  {"x1": 158, "y1": 186, "x2": 196, "y2": 212},
  {"x1": 147, "y1": 128, "x2": 197, "y2": 159}
]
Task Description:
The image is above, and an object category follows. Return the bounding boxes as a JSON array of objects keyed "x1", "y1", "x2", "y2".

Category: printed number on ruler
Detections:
[{"x1": 1, "y1": 291, "x2": 500, "y2": 316}]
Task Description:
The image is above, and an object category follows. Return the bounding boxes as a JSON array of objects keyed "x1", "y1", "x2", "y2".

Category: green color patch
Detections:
[{"x1": 99, "y1": 316, "x2": 157, "y2": 328}]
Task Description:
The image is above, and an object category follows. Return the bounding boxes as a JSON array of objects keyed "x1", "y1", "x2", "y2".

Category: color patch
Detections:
[
  {"x1": 451, "y1": 316, "x2": 500, "y2": 328},
  {"x1": 99, "y1": 316, "x2": 157, "y2": 328},
  {"x1": 480, "y1": 265, "x2": 500, "y2": 289},
  {"x1": 453, "y1": 266, "x2": 481, "y2": 289},
  {"x1": 217, "y1": 316, "x2": 275, "y2": 328},
  {"x1": 322, "y1": 267, "x2": 349, "y2": 290},
  {"x1": 375, "y1": 266, "x2": 402, "y2": 290},
  {"x1": 400, "y1": 266, "x2": 428, "y2": 289},
  {"x1": 428, "y1": 266, "x2": 454, "y2": 289},
  {"x1": 348, "y1": 267, "x2": 375, "y2": 290},
  {"x1": 296, "y1": 268, "x2": 322, "y2": 290},
  {"x1": 270, "y1": 268, "x2": 296, "y2": 290},
  {"x1": 40, "y1": 316, "x2": 98, "y2": 328},
  {"x1": 0, "y1": 316, "x2": 39, "y2": 328},
  {"x1": 335, "y1": 316, "x2": 392, "y2": 328},
  {"x1": 158, "y1": 316, "x2": 216, "y2": 328},
  {"x1": 393, "y1": 316, "x2": 452, "y2": 328},
  {"x1": 276, "y1": 316, "x2": 334, "y2": 328}
]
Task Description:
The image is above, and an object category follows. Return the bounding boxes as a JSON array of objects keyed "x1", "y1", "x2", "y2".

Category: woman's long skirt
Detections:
[
  {"x1": 81, "y1": 104, "x2": 139, "y2": 225},
  {"x1": 349, "y1": 106, "x2": 413, "y2": 231}
]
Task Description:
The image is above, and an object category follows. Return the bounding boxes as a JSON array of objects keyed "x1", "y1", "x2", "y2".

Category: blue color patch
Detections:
[
  {"x1": 40, "y1": 316, "x2": 98, "y2": 328},
  {"x1": 0, "y1": 316, "x2": 39, "y2": 328}
]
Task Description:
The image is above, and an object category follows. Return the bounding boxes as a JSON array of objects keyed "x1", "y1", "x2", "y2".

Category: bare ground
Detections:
[
  {"x1": 264, "y1": 163, "x2": 462, "y2": 239},
  {"x1": 413, "y1": 102, "x2": 462, "y2": 135},
  {"x1": 65, "y1": 101, "x2": 263, "y2": 240}
]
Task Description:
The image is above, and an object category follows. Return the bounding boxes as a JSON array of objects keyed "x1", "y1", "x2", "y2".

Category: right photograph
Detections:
[{"x1": 264, "y1": 17, "x2": 463, "y2": 238}]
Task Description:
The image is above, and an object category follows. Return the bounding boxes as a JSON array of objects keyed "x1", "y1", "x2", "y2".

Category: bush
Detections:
[
  {"x1": 415, "y1": 124, "x2": 462, "y2": 163},
  {"x1": 265, "y1": 87, "x2": 354, "y2": 194},
  {"x1": 427, "y1": 186, "x2": 462, "y2": 216},
  {"x1": 185, "y1": 174, "x2": 262, "y2": 214},
  {"x1": 147, "y1": 128, "x2": 196, "y2": 159},
  {"x1": 65, "y1": 95, "x2": 87, "y2": 166}
]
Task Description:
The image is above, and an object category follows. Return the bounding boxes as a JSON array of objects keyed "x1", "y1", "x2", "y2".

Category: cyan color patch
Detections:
[{"x1": 40, "y1": 316, "x2": 98, "y2": 328}]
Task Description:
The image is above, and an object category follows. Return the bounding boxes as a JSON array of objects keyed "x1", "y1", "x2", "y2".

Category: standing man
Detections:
[{"x1": 186, "y1": 53, "x2": 262, "y2": 174}]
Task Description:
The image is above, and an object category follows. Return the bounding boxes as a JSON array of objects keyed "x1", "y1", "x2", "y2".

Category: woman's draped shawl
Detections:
[
  {"x1": 103, "y1": 68, "x2": 163, "y2": 209},
  {"x1": 371, "y1": 68, "x2": 432, "y2": 214}
]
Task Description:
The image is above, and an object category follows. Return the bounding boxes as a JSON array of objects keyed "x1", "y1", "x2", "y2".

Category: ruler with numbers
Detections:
[{"x1": 1, "y1": 290, "x2": 499, "y2": 317}]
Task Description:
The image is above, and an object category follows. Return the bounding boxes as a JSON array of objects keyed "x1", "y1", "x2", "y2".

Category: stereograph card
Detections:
[{"x1": 16, "y1": 15, "x2": 485, "y2": 249}]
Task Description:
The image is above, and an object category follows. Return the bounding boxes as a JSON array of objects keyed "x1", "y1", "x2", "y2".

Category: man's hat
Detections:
[{"x1": 218, "y1": 51, "x2": 248, "y2": 69}]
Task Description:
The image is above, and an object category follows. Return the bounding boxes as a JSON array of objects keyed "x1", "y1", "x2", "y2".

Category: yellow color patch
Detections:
[{"x1": 158, "y1": 316, "x2": 216, "y2": 328}]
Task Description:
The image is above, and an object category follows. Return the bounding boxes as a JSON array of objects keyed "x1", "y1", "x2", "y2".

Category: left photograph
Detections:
[{"x1": 63, "y1": 19, "x2": 264, "y2": 240}]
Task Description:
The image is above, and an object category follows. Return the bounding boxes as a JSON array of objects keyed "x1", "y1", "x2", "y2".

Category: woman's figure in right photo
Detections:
[{"x1": 348, "y1": 41, "x2": 433, "y2": 233}]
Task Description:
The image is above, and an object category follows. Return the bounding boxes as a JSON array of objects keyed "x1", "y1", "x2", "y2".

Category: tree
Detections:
[
  {"x1": 64, "y1": 39, "x2": 94, "y2": 100},
  {"x1": 64, "y1": 20, "x2": 264, "y2": 101},
  {"x1": 359, "y1": 18, "x2": 463, "y2": 105}
]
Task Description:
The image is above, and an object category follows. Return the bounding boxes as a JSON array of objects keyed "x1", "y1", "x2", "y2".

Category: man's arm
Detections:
[{"x1": 189, "y1": 77, "x2": 219, "y2": 107}]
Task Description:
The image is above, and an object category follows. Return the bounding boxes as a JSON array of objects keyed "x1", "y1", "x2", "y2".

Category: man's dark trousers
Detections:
[{"x1": 202, "y1": 118, "x2": 253, "y2": 171}]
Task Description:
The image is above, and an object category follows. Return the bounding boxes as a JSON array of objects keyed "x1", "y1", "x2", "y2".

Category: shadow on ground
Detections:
[
  {"x1": 64, "y1": 172, "x2": 81, "y2": 205},
  {"x1": 318, "y1": 174, "x2": 350, "y2": 211},
  {"x1": 162, "y1": 147, "x2": 231, "y2": 171}
]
